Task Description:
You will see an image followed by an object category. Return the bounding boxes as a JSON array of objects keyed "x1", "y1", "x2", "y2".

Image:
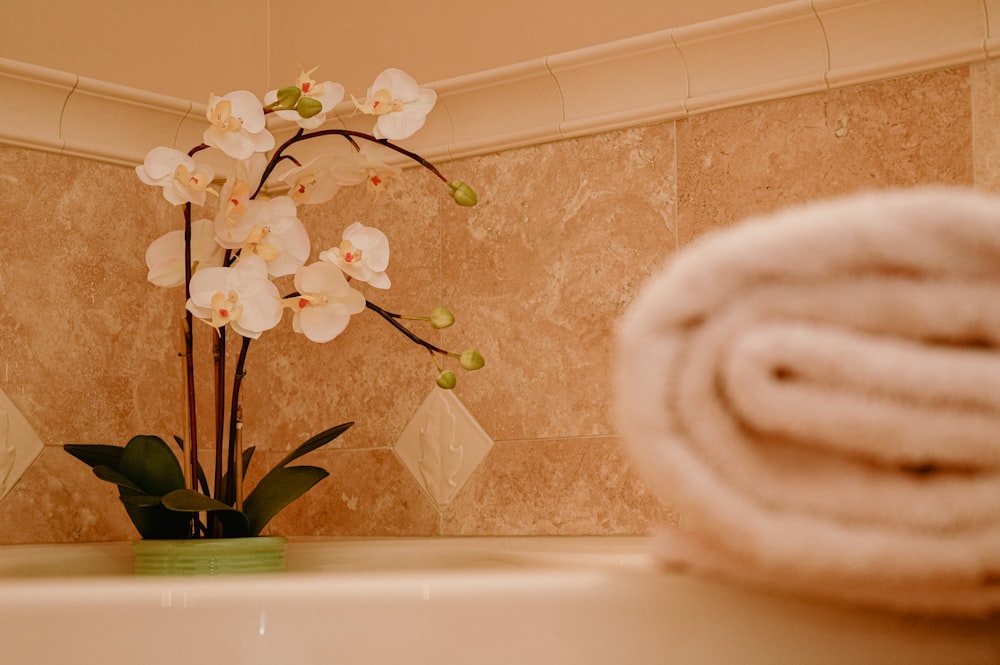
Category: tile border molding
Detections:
[{"x1": 1, "y1": 0, "x2": 997, "y2": 168}]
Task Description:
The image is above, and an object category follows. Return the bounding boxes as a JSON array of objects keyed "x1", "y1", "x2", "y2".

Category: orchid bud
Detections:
[
  {"x1": 296, "y1": 96, "x2": 323, "y2": 118},
  {"x1": 275, "y1": 86, "x2": 302, "y2": 109},
  {"x1": 449, "y1": 180, "x2": 477, "y2": 207},
  {"x1": 430, "y1": 306, "x2": 455, "y2": 329},
  {"x1": 436, "y1": 370, "x2": 457, "y2": 390},
  {"x1": 459, "y1": 348, "x2": 485, "y2": 371}
]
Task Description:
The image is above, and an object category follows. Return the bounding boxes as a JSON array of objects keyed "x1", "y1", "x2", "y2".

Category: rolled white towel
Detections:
[{"x1": 615, "y1": 187, "x2": 1000, "y2": 615}]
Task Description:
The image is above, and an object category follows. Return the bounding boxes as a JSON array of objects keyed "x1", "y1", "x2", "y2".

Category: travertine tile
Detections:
[
  {"x1": 441, "y1": 437, "x2": 676, "y2": 536},
  {"x1": 0, "y1": 61, "x2": 993, "y2": 544},
  {"x1": 243, "y1": 159, "x2": 449, "y2": 454},
  {"x1": 0, "y1": 146, "x2": 180, "y2": 448},
  {"x1": 263, "y1": 448, "x2": 440, "y2": 537},
  {"x1": 436, "y1": 123, "x2": 678, "y2": 443},
  {"x1": 972, "y1": 59, "x2": 1000, "y2": 192},
  {"x1": 0, "y1": 446, "x2": 134, "y2": 544},
  {"x1": 676, "y1": 67, "x2": 974, "y2": 243}
]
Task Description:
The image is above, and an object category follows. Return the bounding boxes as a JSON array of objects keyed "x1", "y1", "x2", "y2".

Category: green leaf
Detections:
[
  {"x1": 243, "y1": 446, "x2": 256, "y2": 477},
  {"x1": 119, "y1": 435, "x2": 186, "y2": 497},
  {"x1": 119, "y1": 488, "x2": 191, "y2": 539},
  {"x1": 275, "y1": 422, "x2": 352, "y2": 470},
  {"x1": 161, "y1": 489, "x2": 251, "y2": 537},
  {"x1": 118, "y1": 493, "x2": 162, "y2": 508},
  {"x1": 161, "y1": 488, "x2": 234, "y2": 513},
  {"x1": 243, "y1": 466, "x2": 328, "y2": 536},
  {"x1": 216, "y1": 446, "x2": 258, "y2": 506},
  {"x1": 64, "y1": 444, "x2": 124, "y2": 470},
  {"x1": 92, "y1": 464, "x2": 144, "y2": 492}
]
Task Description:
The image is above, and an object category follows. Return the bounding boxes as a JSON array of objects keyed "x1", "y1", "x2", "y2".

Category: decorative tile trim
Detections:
[
  {"x1": 393, "y1": 388, "x2": 494, "y2": 509},
  {"x1": 0, "y1": 0, "x2": 993, "y2": 167},
  {"x1": 0, "y1": 390, "x2": 44, "y2": 502},
  {"x1": 817, "y1": 0, "x2": 988, "y2": 88},
  {"x1": 987, "y1": 0, "x2": 1000, "y2": 55}
]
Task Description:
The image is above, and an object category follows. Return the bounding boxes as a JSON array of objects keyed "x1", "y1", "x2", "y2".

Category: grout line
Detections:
[
  {"x1": 669, "y1": 29, "x2": 692, "y2": 116},
  {"x1": 56, "y1": 74, "x2": 80, "y2": 155},
  {"x1": 981, "y1": 0, "x2": 993, "y2": 60},
  {"x1": 542, "y1": 54, "x2": 568, "y2": 140},
  {"x1": 170, "y1": 103, "x2": 195, "y2": 153},
  {"x1": 671, "y1": 119, "x2": 679, "y2": 254},
  {"x1": 971, "y1": 62, "x2": 980, "y2": 188},
  {"x1": 810, "y1": 0, "x2": 833, "y2": 90},
  {"x1": 489, "y1": 434, "x2": 623, "y2": 446}
]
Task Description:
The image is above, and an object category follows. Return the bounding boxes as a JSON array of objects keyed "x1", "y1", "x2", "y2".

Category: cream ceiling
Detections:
[{"x1": 1, "y1": 0, "x2": 782, "y2": 101}]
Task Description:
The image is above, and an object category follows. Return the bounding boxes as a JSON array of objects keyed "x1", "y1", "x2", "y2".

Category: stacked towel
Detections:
[{"x1": 615, "y1": 187, "x2": 1000, "y2": 616}]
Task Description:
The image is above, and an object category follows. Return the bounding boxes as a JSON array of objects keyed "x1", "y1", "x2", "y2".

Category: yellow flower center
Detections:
[
  {"x1": 244, "y1": 225, "x2": 279, "y2": 261},
  {"x1": 210, "y1": 291, "x2": 242, "y2": 327},
  {"x1": 296, "y1": 66, "x2": 321, "y2": 95},
  {"x1": 173, "y1": 164, "x2": 211, "y2": 191},
  {"x1": 340, "y1": 239, "x2": 363, "y2": 264},
  {"x1": 207, "y1": 97, "x2": 243, "y2": 133},
  {"x1": 291, "y1": 174, "x2": 317, "y2": 203},
  {"x1": 283, "y1": 293, "x2": 329, "y2": 310},
  {"x1": 227, "y1": 181, "x2": 250, "y2": 216},
  {"x1": 369, "y1": 89, "x2": 405, "y2": 116}
]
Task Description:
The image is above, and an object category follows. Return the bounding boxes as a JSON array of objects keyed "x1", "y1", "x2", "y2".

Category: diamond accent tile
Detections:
[
  {"x1": 0, "y1": 389, "x2": 44, "y2": 502},
  {"x1": 394, "y1": 387, "x2": 494, "y2": 509}
]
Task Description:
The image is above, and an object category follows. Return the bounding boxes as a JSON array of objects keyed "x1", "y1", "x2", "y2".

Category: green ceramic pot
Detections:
[{"x1": 131, "y1": 536, "x2": 287, "y2": 576}]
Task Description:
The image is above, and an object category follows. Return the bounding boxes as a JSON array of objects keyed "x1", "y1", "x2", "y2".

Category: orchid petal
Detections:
[
  {"x1": 136, "y1": 147, "x2": 215, "y2": 206},
  {"x1": 145, "y1": 218, "x2": 224, "y2": 288},
  {"x1": 370, "y1": 68, "x2": 420, "y2": 101},
  {"x1": 204, "y1": 91, "x2": 274, "y2": 159},
  {"x1": 282, "y1": 155, "x2": 344, "y2": 205},
  {"x1": 186, "y1": 255, "x2": 280, "y2": 339},
  {"x1": 287, "y1": 262, "x2": 366, "y2": 343},
  {"x1": 344, "y1": 222, "x2": 390, "y2": 271},
  {"x1": 318, "y1": 222, "x2": 391, "y2": 289}
]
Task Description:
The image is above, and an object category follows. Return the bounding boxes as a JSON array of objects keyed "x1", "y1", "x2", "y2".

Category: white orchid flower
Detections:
[
  {"x1": 319, "y1": 222, "x2": 391, "y2": 289},
  {"x1": 325, "y1": 148, "x2": 402, "y2": 194},
  {"x1": 135, "y1": 147, "x2": 215, "y2": 206},
  {"x1": 185, "y1": 255, "x2": 281, "y2": 339},
  {"x1": 282, "y1": 155, "x2": 347, "y2": 205},
  {"x1": 243, "y1": 216, "x2": 311, "y2": 278},
  {"x1": 353, "y1": 68, "x2": 436, "y2": 140},
  {"x1": 145, "y1": 218, "x2": 225, "y2": 288},
  {"x1": 215, "y1": 196, "x2": 310, "y2": 277},
  {"x1": 215, "y1": 154, "x2": 267, "y2": 231},
  {"x1": 283, "y1": 261, "x2": 366, "y2": 343},
  {"x1": 204, "y1": 91, "x2": 275, "y2": 160},
  {"x1": 265, "y1": 67, "x2": 345, "y2": 130}
]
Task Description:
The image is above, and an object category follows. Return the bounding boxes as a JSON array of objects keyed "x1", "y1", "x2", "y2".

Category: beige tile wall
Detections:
[{"x1": 0, "y1": 62, "x2": 989, "y2": 544}]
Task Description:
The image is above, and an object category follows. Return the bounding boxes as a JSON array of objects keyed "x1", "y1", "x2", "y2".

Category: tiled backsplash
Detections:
[{"x1": 0, "y1": 61, "x2": 995, "y2": 543}]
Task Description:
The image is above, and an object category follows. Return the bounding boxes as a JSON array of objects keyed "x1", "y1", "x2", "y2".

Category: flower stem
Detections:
[
  {"x1": 364, "y1": 300, "x2": 452, "y2": 357},
  {"x1": 181, "y1": 203, "x2": 199, "y2": 538},
  {"x1": 181, "y1": 211, "x2": 198, "y2": 460},
  {"x1": 212, "y1": 329, "x2": 227, "y2": 502},
  {"x1": 251, "y1": 128, "x2": 450, "y2": 200},
  {"x1": 226, "y1": 336, "x2": 252, "y2": 506}
]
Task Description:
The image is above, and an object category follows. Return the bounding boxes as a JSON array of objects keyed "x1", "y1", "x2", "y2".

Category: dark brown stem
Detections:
[
  {"x1": 181, "y1": 204, "x2": 199, "y2": 537},
  {"x1": 212, "y1": 249, "x2": 235, "y2": 509},
  {"x1": 212, "y1": 330, "x2": 227, "y2": 502},
  {"x1": 364, "y1": 301, "x2": 452, "y2": 357},
  {"x1": 225, "y1": 336, "x2": 252, "y2": 506},
  {"x1": 251, "y1": 128, "x2": 450, "y2": 200}
]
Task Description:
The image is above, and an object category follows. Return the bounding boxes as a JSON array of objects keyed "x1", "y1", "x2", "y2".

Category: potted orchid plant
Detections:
[{"x1": 65, "y1": 66, "x2": 483, "y2": 559}]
